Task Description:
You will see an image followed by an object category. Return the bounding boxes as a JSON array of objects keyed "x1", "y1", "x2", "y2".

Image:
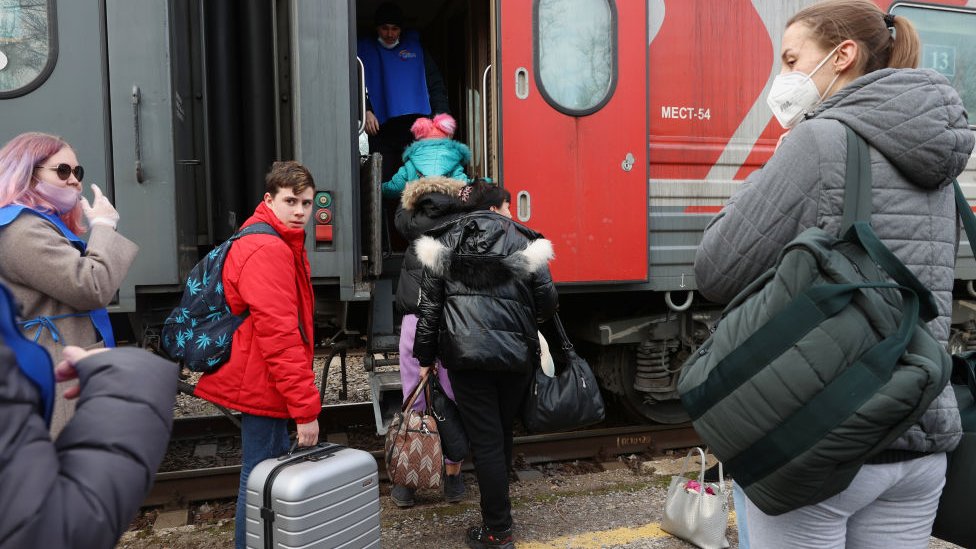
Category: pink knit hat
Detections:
[{"x1": 411, "y1": 113, "x2": 457, "y2": 140}]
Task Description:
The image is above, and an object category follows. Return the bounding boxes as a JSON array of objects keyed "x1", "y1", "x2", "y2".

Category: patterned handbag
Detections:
[{"x1": 384, "y1": 372, "x2": 442, "y2": 489}]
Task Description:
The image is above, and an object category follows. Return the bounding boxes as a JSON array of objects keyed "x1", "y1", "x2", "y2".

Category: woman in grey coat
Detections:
[
  {"x1": 0, "y1": 132, "x2": 138, "y2": 435},
  {"x1": 694, "y1": 1, "x2": 974, "y2": 546}
]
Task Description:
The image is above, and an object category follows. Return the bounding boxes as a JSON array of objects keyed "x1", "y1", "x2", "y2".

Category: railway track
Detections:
[{"x1": 146, "y1": 403, "x2": 701, "y2": 507}]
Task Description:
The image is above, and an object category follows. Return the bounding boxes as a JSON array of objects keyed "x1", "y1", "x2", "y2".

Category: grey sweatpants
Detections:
[{"x1": 744, "y1": 452, "x2": 946, "y2": 549}]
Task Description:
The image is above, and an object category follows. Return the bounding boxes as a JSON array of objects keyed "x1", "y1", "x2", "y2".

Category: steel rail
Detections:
[{"x1": 146, "y1": 422, "x2": 701, "y2": 507}]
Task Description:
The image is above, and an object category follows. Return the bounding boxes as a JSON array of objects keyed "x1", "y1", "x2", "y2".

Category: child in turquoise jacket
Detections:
[{"x1": 381, "y1": 113, "x2": 471, "y2": 199}]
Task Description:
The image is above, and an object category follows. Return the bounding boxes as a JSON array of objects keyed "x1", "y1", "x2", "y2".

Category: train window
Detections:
[
  {"x1": 534, "y1": 0, "x2": 617, "y2": 116},
  {"x1": 890, "y1": 3, "x2": 976, "y2": 125},
  {"x1": 0, "y1": 0, "x2": 57, "y2": 99}
]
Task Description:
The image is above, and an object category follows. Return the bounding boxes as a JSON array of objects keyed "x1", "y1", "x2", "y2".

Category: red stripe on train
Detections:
[{"x1": 684, "y1": 206, "x2": 724, "y2": 213}]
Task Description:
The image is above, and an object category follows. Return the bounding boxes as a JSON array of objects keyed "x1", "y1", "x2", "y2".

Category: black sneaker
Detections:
[
  {"x1": 444, "y1": 473, "x2": 466, "y2": 503},
  {"x1": 390, "y1": 485, "x2": 416, "y2": 508},
  {"x1": 465, "y1": 525, "x2": 514, "y2": 549}
]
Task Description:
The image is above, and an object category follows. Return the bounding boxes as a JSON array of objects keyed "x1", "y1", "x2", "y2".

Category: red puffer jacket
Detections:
[{"x1": 194, "y1": 203, "x2": 319, "y2": 424}]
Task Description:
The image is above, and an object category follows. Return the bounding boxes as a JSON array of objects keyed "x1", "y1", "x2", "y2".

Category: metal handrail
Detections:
[{"x1": 481, "y1": 64, "x2": 492, "y2": 178}]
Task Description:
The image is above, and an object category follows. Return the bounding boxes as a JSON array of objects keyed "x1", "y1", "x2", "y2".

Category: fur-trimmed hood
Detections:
[
  {"x1": 411, "y1": 211, "x2": 561, "y2": 373},
  {"x1": 400, "y1": 176, "x2": 468, "y2": 211},
  {"x1": 415, "y1": 213, "x2": 554, "y2": 289}
]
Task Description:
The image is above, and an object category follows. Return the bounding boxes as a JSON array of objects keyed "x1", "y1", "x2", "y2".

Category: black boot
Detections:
[{"x1": 465, "y1": 525, "x2": 514, "y2": 549}]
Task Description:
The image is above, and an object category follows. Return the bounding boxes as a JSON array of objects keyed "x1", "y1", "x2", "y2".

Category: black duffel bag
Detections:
[{"x1": 522, "y1": 314, "x2": 605, "y2": 433}]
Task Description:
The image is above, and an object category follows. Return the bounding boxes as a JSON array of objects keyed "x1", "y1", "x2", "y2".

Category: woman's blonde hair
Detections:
[{"x1": 788, "y1": 0, "x2": 920, "y2": 74}]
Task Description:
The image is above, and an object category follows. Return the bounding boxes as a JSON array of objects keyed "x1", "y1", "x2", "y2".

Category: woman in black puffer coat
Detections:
[{"x1": 414, "y1": 182, "x2": 559, "y2": 549}]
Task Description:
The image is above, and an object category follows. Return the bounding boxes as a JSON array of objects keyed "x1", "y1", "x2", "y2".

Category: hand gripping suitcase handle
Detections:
[{"x1": 278, "y1": 441, "x2": 343, "y2": 462}]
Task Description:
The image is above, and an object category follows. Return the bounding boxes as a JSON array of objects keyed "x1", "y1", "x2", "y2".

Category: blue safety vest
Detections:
[
  {"x1": 0, "y1": 281, "x2": 54, "y2": 425},
  {"x1": 358, "y1": 30, "x2": 432, "y2": 125},
  {"x1": 0, "y1": 205, "x2": 116, "y2": 347}
]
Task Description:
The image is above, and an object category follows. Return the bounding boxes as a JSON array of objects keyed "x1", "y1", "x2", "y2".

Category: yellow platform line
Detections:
[{"x1": 518, "y1": 511, "x2": 737, "y2": 549}]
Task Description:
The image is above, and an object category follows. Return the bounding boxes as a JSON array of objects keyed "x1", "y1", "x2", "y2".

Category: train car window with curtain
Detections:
[
  {"x1": 0, "y1": 0, "x2": 56, "y2": 99},
  {"x1": 534, "y1": 0, "x2": 616, "y2": 115},
  {"x1": 891, "y1": 3, "x2": 976, "y2": 126}
]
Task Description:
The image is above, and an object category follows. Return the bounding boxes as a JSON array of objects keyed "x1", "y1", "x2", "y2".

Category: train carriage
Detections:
[{"x1": 0, "y1": 0, "x2": 974, "y2": 430}]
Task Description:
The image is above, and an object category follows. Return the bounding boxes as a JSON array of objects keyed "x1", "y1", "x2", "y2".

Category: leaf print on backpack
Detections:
[{"x1": 160, "y1": 222, "x2": 282, "y2": 372}]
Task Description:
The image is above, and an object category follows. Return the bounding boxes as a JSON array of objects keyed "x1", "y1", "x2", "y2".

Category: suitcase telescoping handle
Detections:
[{"x1": 262, "y1": 442, "x2": 346, "y2": 548}]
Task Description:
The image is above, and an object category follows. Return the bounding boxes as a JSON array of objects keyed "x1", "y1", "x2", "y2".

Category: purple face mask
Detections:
[{"x1": 34, "y1": 180, "x2": 80, "y2": 214}]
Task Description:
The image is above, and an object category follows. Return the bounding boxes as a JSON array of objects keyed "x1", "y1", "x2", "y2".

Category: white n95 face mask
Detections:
[{"x1": 766, "y1": 44, "x2": 842, "y2": 129}]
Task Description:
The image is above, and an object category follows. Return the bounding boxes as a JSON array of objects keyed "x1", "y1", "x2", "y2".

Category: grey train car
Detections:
[{"x1": 1, "y1": 0, "x2": 974, "y2": 431}]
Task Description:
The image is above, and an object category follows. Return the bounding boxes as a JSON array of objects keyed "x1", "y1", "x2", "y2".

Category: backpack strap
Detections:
[
  {"x1": 228, "y1": 222, "x2": 310, "y2": 344},
  {"x1": 232, "y1": 221, "x2": 280, "y2": 240}
]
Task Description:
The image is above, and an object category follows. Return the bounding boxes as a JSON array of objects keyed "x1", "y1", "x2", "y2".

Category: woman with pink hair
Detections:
[
  {"x1": 381, "y1": 113, "x2": 471, "y2": 200},
  {"x1": 0, "y1": 132, "x2": 138, "y2": 435}
]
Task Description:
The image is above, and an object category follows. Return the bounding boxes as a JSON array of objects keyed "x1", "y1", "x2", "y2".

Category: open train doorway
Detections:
[
  {"x1": 354, "y1": 0, "x2": 494, "y2": 199},
  {"x1": 351, "y1": 0, "x2": 494, "y2": 433}
]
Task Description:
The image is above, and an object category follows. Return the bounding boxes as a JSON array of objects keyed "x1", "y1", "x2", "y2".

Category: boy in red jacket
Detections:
[{"x1": 194, "y1": 161, "x2": 320, "y2": 549}]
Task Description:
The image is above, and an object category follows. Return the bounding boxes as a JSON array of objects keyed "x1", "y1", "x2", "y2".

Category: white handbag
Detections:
[{"x1": 661, "y1": 447, "x2": 730, "y2": 549}]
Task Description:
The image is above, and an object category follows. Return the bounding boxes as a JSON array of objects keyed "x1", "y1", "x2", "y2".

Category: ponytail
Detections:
[{"x1": 887, "y1": 15, "x2": 920, "y2": 69}]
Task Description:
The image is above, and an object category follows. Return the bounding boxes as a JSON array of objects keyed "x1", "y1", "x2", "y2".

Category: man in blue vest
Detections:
[{"x1": 358, "y1": 2, "x2": 450, "y2": 182}]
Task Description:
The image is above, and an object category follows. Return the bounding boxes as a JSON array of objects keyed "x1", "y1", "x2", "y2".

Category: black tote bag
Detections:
[{"x1": 522, "y1": 314, "x2": 605, "y2": 433}]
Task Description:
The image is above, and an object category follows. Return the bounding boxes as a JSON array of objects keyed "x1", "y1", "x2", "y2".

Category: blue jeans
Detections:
[
  {"x1": 236, "y1": 414, "x2": 290, "y2": 549},
  {"x1": 733, "y1": 481, "x2": 750, "y2": 548}
]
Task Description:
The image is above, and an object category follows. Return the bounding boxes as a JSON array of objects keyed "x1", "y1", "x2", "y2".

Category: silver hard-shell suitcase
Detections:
[{"x1": 245, "y1": 442, "x2": 380, "y2": 548}]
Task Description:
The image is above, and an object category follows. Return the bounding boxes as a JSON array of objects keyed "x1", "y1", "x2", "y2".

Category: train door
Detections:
[
  {"x1": 497, "y1": 0, "x2": 648, "y2": 284},
  {"x1": 292, "y1": 0, "x2": 369, "y2": 305}
]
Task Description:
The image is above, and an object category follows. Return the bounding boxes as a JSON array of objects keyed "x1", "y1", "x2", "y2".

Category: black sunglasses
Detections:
[{"x1": 35, "y1": 163, "x2": 85, "y2": 182}]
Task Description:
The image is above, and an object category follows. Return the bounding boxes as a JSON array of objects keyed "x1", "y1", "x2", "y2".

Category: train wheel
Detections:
[{"x1": 591, "y1": 343, "x2": 690, "y2": 425}]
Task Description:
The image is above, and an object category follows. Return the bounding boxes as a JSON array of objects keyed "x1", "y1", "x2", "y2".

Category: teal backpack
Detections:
[
  {"x1": 678, "y1": 125, "x2": 952, "y2": 515},
  {"x1": 160, "y1": 222, "x2": 280, "y2": 372}
]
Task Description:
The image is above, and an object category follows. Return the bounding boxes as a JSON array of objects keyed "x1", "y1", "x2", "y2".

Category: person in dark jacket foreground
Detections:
[
  {"x1": 414, "y1": 182, "x2": 558, "y2": 549},
  {"x1": 0, "y1": 282, "x2": 177, "y2": 549},
  {"x1": 694, "y1": 0, "x2": 973, "y2": 546}
]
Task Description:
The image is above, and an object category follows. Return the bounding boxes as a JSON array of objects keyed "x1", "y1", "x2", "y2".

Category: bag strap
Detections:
[
  {"x1": 551, "y1": 313, "x2": 574, "y2": 352},
  {"x1": 846, "y1": 222, "x2": 938, "y2": 322},
  {"x1": 839, "y1": 125, "x2": 938, "y2": 321},
  {"x1": 402, "y1": 369, "x2": 432, "y2": 413},
  {"x1": 676, "y1": 447, "x2": 726, "y2": 508},
  {"x1": 954, "y1": 180, "x2": 976, "y2": 262},
  {"x1": 840, "y1": 124, "x2": 873, "y2": 231}
]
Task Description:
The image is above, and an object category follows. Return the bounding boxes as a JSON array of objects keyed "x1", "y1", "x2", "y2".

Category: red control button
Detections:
[{"x1": 315, "y1": 224, "x2": 333, "y2": 242}]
